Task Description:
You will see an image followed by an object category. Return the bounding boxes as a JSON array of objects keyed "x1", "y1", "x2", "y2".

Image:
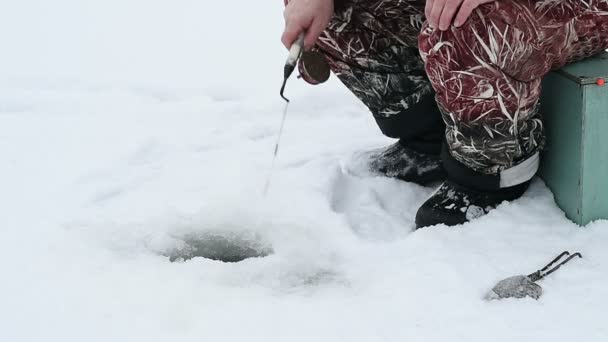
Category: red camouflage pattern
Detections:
[
  {"x1": 419, "y1": 0, "x2": 608, "y2": 172},
  {"x1": 283, "y1": 0, "x2": 608, "y2": 173}
]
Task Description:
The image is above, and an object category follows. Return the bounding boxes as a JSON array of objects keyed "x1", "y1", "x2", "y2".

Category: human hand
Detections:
[
  {"x1": 425, "y1": 0, "x2": 496, "y2": 31},
  {"x1": 282, "y1": 0, "x2": 334, "y2": 50}
]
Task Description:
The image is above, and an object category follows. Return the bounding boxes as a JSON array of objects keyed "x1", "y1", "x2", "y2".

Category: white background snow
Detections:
[{"x1": 1, "y1": 1, "x2": 607, "y2": 341}]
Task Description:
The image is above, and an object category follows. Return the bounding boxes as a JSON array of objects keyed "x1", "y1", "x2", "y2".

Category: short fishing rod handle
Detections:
[{"x1": 286, "y1": 33, "x2": 305, "y2": 66}]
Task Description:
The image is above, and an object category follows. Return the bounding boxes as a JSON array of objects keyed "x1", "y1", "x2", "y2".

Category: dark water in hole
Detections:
[{"x1": 167, "y1": 232, "x2": 273, "y2": 263}]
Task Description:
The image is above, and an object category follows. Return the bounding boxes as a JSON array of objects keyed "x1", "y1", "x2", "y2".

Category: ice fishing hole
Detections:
[{"x1": 167, "y1": 232, "x2": 273, "y2": 263}]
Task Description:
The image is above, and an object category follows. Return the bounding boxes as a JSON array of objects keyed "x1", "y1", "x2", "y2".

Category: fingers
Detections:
[
  {"x1": 454, "y1": 0, "x2": 478, "y2": 27},
  {"x1": 427, "y1": 0, "x2": 481, "y2": 30},
  {"x1": 281, "y1": 0, "x2": 334, "y2": 50},
  {"x1": 425, "y1": 0, "x2": 435, "y2": 22},
  {"x1": 428, "y1": 0, "x2": 448, "y2": 29},
  {"x1": 281, "y1": 21, "x2": 305, "y2": 49},
  {"x1": 304, "y1": 17, "x2": 325, "y2": 50},
  {"x1": 438, "y1": 0, "x2": 463, "y2": 30}
]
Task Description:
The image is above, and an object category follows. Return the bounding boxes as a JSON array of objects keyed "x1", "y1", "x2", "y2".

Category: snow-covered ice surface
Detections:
[{"x1": 1, "y1": 1, "x2": 608, "y2": 341}]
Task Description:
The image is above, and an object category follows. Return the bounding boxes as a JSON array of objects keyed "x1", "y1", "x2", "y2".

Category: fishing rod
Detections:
[{"x1": 263, "y1": 33, "x2": 305, "y2": 196}]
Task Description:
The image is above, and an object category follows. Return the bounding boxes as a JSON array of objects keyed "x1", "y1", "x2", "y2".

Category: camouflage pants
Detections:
[
  {"x1": 317, "y1": 0, "x2": 608, "y2": 176},
  {"x1": 317, "y1": 0, "x2": 444, "y2": 153}
]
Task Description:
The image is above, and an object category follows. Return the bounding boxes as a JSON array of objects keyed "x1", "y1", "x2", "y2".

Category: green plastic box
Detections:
[{"x1": 539, "y1": 52, "x2": 608, "y2": 225}]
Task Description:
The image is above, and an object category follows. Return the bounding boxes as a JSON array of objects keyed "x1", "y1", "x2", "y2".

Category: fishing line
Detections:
[{"x1": 264, "y1": 33, "x2": 305, "y2": 196}]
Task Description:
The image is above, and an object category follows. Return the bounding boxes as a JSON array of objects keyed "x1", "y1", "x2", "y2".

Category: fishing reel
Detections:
[
  {"x1": 280, "y1": 34, "x2": 330, "y2": 101},
  {"x1": 298, "y1": 50, "x2": 331, "y2": 85}
]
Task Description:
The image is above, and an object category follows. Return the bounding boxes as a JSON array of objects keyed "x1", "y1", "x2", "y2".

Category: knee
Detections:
[
  {"x1": 418, "y1": 4, "x2": 549, "y2": 83},
  {"x1": 417, "y1": 17, "x2": 482, "y2": 80},
  {"x1": 417, "y1": 22, "x2": 476, "y2": 94}
]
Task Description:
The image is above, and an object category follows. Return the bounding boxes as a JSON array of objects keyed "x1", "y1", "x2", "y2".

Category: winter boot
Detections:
[
  {"x1": 415, "y1": 180, "x2": 531, "y2": 228},
  {"x1": 362, "y1": 139, "x2": 445, "y2": 185},
  {"x1": 415, "y1": 145, "x2": 537, "y2": 228}
]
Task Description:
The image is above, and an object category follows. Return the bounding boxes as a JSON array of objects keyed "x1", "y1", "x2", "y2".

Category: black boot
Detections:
[
  {"x1": 415, "y1": 180, "x2": 530, "y2": 228},
  {"x1": 414, "y1": 141, "x2": 538, "y2": 228},
  {"x1": 364, "y1": 139, "x2": 445, "y2": 185}
]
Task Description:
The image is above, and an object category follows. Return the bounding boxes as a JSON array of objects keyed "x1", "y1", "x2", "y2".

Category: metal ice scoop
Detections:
[{"x1": 485, "y1": 251, "x2": 582, "y2": 300}]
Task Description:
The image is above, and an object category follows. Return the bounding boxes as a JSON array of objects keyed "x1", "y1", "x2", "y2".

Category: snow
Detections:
[{"x1": 1, "y1": 1, "x2": 608, "y2": 341}]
